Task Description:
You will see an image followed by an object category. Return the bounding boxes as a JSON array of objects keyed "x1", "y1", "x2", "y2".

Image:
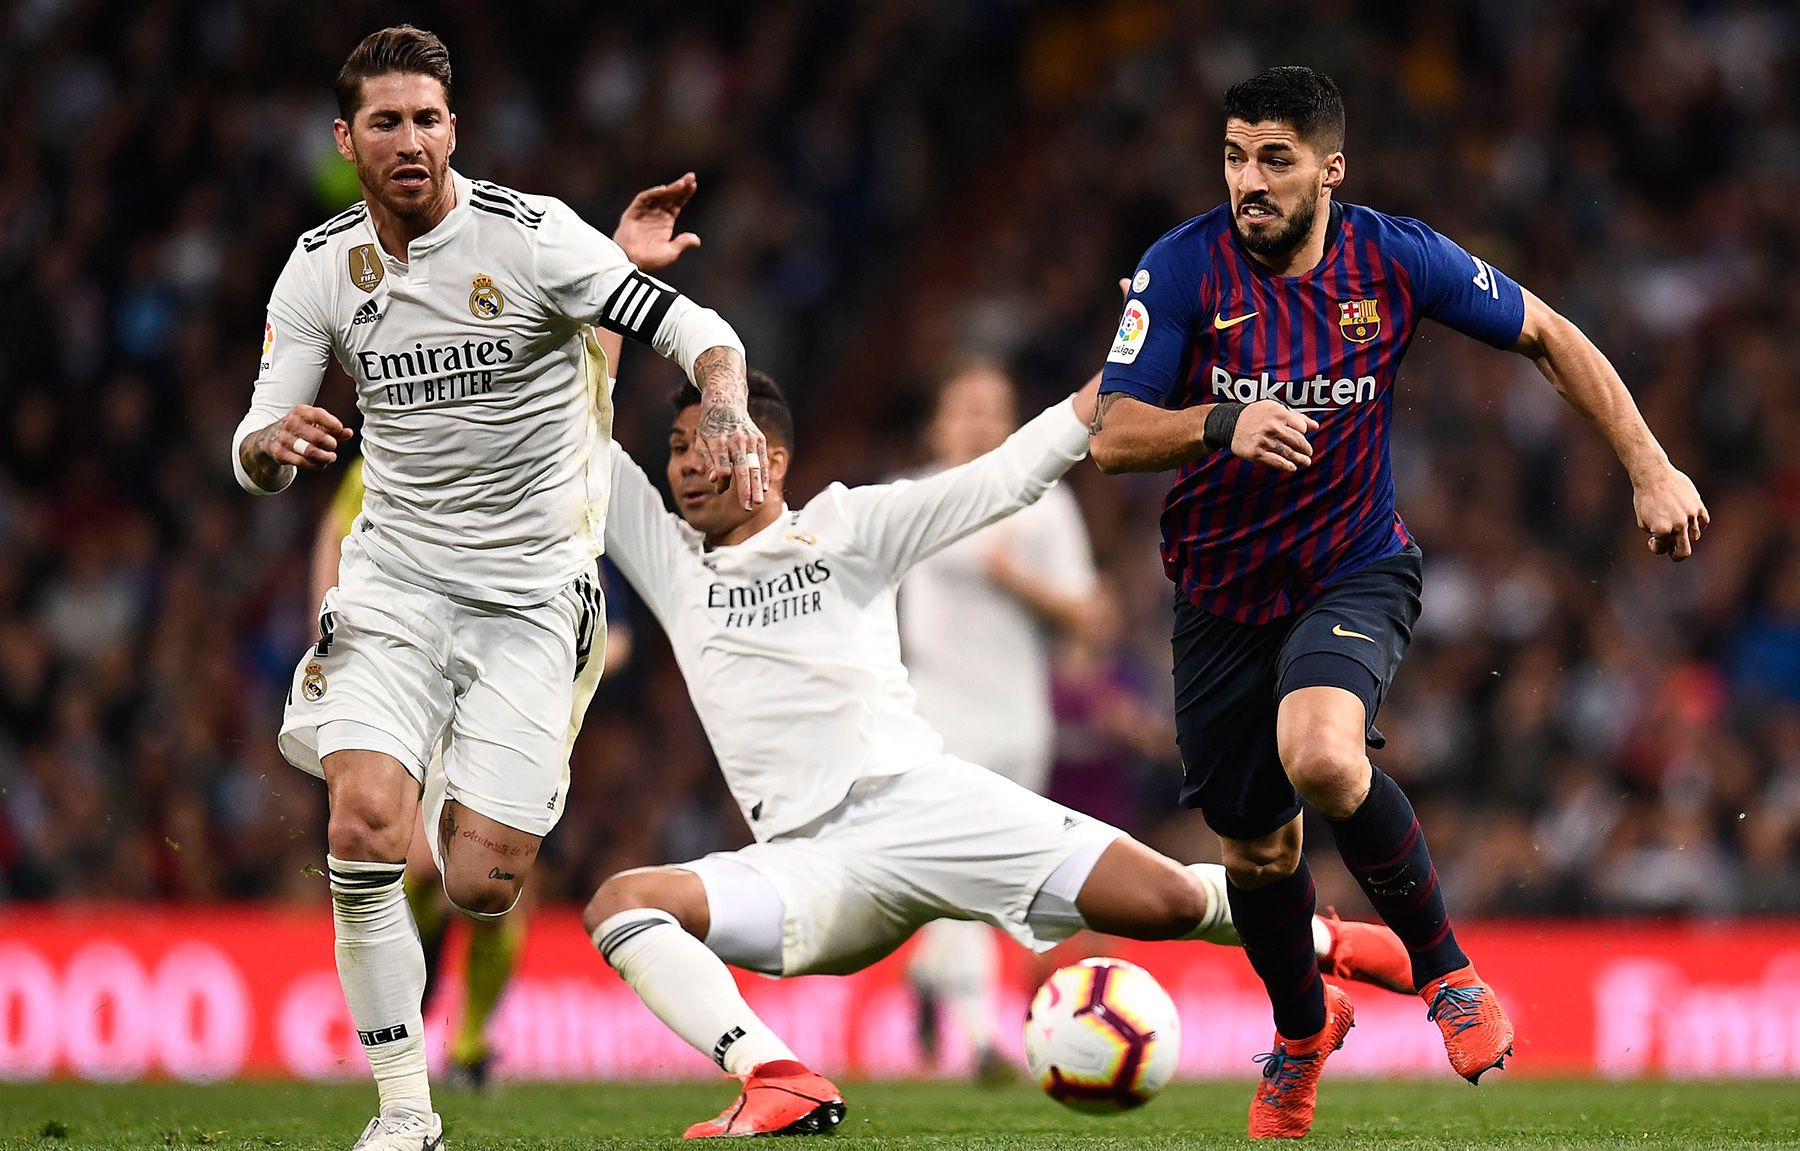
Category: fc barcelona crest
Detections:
[
  {"x1": 469, "y1": 274, "x2": 505, "y2": 320},
  {"x1": 1339, "y1": 298, "x2": 1380, "y2": 343},
  {"x1": 348, "y1": 244, "x2": 384, "y2": 293}
]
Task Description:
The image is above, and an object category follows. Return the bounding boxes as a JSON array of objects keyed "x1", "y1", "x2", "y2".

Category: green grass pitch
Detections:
[{"x1": 2, "y1": 1080, "x2": 1797, "y2": 1149}]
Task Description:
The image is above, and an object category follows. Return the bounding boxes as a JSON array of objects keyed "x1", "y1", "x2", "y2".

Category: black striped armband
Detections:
[{"x1": 598, "y1": 270, "x2": 678, "y2": 343}]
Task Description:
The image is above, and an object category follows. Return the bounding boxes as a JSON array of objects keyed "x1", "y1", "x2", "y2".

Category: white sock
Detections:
[
  {"x1": 1182, "y1": 863, "x2": 1242, "y2": 946},
  {"x1": 908, "y1": 919, "x2": 999, "y2": 1054},
  {"x1": 594, "y1": 908, "x2": 797, "y2": 1077},
  {"x1": 1183, "y1": 862, "x2": 1335, "y2": 958},
  {"x1": 328, "y1": 855, "x2": 431, "y2": 1113}
]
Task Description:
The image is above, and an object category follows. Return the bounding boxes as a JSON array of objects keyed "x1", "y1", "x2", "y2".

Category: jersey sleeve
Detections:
[
  {"x1": 535, "y1": 199, "x2": 744, "y2": 376},
  {"x1": 1387, "y1": 215, "x2": 1525, "y2": 349},
  {"x1": 232, "y1": 242, "x2": 334, "y2": 494},
  {"x1": 1100, "y1": 228, "x2": 1206, "y2": 406},
  {"x1": 839, "y1": 397, "x2": 1091, "y2": 581},
  {"x1": 602, "y1": 441, "x2": 689, "y2": 626}
]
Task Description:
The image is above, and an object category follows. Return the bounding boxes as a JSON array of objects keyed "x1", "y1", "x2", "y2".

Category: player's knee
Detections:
[
  {"x1": 444, "y1": 870, "x2": 523, "y2": 919},
  {"x1": 582, "y1": 868, "x2": 693, "y2": 938},
  {"x1": 327, "y1": 803, "x2": 411, "y2": 863},
  {"x1": 1280, "y1": 738, "x2": 1368, "y2": 815},
  {"x1": 1221, "y1": 838, "x2": 1301, "y2": 889}
]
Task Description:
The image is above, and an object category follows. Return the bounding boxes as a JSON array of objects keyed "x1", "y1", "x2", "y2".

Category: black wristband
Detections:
[{"x1": 1203, "y1": 402, "x2": 1244, "y2": 453}]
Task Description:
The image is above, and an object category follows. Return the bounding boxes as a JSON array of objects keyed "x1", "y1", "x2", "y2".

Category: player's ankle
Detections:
[{"x1": 378, "y1": 1096, "x2": 432, "y2": 1120}]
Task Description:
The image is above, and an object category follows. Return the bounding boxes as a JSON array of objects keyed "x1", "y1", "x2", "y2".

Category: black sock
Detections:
[
  {"x1": 1226, "y1": 859, "x2": 1326, "y2": 1039},
  {"x1": 1327, "y1": 767, "x2": 1468, "y2": 988}
]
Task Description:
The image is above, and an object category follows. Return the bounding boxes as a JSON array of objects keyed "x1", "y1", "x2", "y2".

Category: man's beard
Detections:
[
  {"x1": 361, "y1": 162, "x2": 449, "y2": 221},
  {"x1": 1233, "y1": 195, "x2": 1317, "y2": 259}
]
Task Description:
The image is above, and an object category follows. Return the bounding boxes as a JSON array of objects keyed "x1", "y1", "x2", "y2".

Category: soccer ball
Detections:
[{"x1": 1023, "y1": 957, "x2": 1181, "y2": 1112}]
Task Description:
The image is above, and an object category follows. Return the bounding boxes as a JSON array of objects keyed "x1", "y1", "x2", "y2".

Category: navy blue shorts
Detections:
[{"x1": 1170, "y1": 544, "x2": 1423, "y2": 841}]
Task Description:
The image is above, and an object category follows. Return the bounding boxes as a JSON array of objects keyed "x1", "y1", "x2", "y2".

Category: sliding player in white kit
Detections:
[
  {"x1": 582, "y1": 369, "x2": 1414, "y2": 1139},
  {"x1": 231, "y1": 27, "x2": 766, "y2": 1151},
  {"x1": 900, "y1": 363, "x2": 1103, "y2": 1079}
]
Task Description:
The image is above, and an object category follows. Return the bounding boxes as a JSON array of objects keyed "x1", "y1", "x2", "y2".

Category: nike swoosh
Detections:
[
  {"x1": 1332, "y1": 623, "x2": 1376, "y2": 643},
  {"x1": 423, "y1": 1136, "x2": 443, "y2": 1151},
  {"x1": 1213, "y1": 311, "x2": 1258, "y2": 331}
]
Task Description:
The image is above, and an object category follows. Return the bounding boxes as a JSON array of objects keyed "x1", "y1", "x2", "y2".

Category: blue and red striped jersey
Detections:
[{"x1": 1100, "y1": 202, "x2": 1525, "y2": 624}]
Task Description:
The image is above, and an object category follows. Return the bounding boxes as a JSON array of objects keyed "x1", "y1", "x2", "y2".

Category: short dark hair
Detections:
[
  {"x1": 335, "y1": 25, "x2": 453, "y2": 122},
  {"x1": 672, "y1": 369, "x2": 795, "y2": 450},
  {"x1": 1222, "y1": 66, "x2": 1345, "y2": 153}
]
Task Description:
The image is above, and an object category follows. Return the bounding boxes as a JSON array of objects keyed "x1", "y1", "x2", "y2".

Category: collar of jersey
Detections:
[
  {"x1": 378, "y1": 169, "x2": 475, "y2": 261},
  {"x1": 1229, "y1": 199, "x2": 1344, "y2": 282},
  {"x1": 699, "y1": 504, "x2": 796, "y2": 555}
]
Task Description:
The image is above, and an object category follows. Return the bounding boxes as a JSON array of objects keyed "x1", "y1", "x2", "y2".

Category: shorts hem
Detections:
[
  {"x1": 1277, "y1": 650, "x2": 1380, "y2": 714},
  {"x1": 317, "y1": 719, "x2": 428, "y2": 780},
  {"x1": 1194, "y1": 800, "x2": 1304, "y2": 842},
  {"x1": 436, "y1": 785, "x2": 558, "y2": 840}
]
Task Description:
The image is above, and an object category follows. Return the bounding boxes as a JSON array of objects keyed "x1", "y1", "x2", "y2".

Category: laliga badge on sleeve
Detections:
[{"x1": 1107, "y1": 300, "x2": 1150, "y2": 365}]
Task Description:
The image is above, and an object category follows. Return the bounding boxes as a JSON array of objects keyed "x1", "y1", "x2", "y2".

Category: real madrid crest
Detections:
[
  {"x1": 348, "y1": 244, "x2": 384, "y2": 293},
  {"x1": 301, "y1": 662, "x2": 328, "y2": 702},
  {"x1": 469, "y1": 274, "x2": 505, "y2": 320}
]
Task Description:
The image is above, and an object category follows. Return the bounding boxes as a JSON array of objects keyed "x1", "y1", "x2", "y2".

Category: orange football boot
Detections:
[
  {"x1": 683, "y1": 1060, "x2": 846, "y2": 1139},
  {"x1": 1318, "y1": 913, "x2": 1415, "y2": 995},
  {"x1": 1421, "y1": 966, "x2": 1514, "y2": 1083},
  {"x1": 1248, "y1": 983, "x2": 1355, "y2": 1140}
]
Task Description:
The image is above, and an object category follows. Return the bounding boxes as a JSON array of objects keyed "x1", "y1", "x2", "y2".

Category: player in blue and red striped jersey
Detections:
[{"x1": 1090, "y1": 67, "x2": 1708, "y2": 1140}]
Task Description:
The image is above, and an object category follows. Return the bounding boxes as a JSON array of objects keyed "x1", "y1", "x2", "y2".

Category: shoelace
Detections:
[
  {"x1": 1252, "y1": 1046, "x2": 1318, "y2": 1108},
  {"x1": 1427, "y1": 982, "x2": 1487, "y2": 1035}
]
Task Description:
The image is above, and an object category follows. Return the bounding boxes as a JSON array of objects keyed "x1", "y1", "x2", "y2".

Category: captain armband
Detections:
[
  {"x1": 1202, "y1": 402, "x2": 1245, "y2": 454},
  {"x1": 597, "y1": 270, "x2": 678, "y2": 343}
]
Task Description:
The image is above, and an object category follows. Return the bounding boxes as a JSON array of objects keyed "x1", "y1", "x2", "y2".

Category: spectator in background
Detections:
[{"x1": 900, "y1": 361, "x2": 1102, "y2": 1081}]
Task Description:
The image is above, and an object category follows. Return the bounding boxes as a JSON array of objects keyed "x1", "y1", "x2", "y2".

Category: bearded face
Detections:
[{"x1": 335, "y1": 72, "x2": 456, "y2": 229}]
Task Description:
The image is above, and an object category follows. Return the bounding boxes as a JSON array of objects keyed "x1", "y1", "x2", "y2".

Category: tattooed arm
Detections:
[
  {"x1": 238, "y1": 406, "x2": 354, "y2": 492},
  {"x1": 693, "y1": 345, "x2": 768, "y2": 508}
]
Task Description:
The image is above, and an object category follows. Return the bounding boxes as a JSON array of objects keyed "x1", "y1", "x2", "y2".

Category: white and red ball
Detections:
[{"x1": 1023, "y1": 957, "x2": 1181, "y2": 1112}]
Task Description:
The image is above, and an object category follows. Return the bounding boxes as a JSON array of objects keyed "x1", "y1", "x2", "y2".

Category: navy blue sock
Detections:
[
  {"x1": 1226, "y1": 858, "x2": 1326, "y2": 1039},
  {"x1": 1327, "y1": 767, "x2": 1468, "y2": 988}
]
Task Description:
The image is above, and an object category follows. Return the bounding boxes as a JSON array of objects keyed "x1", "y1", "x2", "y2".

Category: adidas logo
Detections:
[{"x1": 351, "y1": 300, "x2": 382, "y2": 326}]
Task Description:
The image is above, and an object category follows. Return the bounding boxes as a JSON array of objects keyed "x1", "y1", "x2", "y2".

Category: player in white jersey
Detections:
[
  {"x1": 582, "y1": 370, "x2": 1414, "y2": 1138},
  {"x1": 231, "y1": 27, "x2": 766, "y2": 1151},
  {"x1": 900, "y1": 363, "x2": 1102, "y2": 1079}
]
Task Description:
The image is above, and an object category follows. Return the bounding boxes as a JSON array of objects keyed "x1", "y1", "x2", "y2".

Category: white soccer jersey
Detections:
[
  {"x1": 233, "y1": 170, "x2": 742, "y2": 606},
  {"x1": 900, "y1": 481, "x2": 1096, "y2": 786},
  {"x1": 603, "y1": 398, "x2": 1091, "y2": 839}
]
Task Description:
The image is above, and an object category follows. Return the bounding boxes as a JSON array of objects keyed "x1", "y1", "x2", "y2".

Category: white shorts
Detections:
[
  {"x1": 279, "y1": 535, "x2": 606, "y2": 839},
  {"x1": 679, "y1": 756, "x2": 1124, "y2": 977}
]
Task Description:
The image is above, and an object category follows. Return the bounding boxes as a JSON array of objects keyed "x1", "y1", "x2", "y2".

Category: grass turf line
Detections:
[{"x1": 1, "y1": 1080, "x2": 1797, "y2": 1149}]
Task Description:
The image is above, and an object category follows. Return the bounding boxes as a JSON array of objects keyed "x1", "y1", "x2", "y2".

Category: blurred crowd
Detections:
[{"x1": 1, "y1": 0, "x2": 1796, "y2": 918}]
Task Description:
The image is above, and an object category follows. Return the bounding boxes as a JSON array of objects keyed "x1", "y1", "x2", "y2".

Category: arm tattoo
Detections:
[
  {"x1": 692, "y1": 346, "x2": 754, "y2": 443},
  {"x1": 240, "y1": 423, "x2": 288, "y2": 490},
  {"x1": 1089, "y1": 392, "x2": 1124, "y2": 437}
]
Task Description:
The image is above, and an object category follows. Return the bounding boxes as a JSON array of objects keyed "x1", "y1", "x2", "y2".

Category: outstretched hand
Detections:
[{"x1": 613, "y1": 172, "x2": 702, "y2": 272}]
